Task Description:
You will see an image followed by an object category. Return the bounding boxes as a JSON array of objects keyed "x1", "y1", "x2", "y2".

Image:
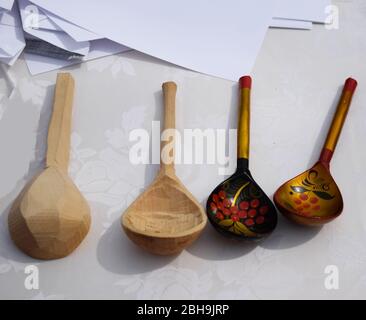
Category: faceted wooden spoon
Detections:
[
  {"x1": 274, "y1": 78, "x2": 357, "y2": 226},
  {"x1": 122, "y1": 82, "x2": 207, "y2": 255},
  {"x1": 206, "y1": 76, "x2": 277, "y2": 240},
  {"x1": 8, "y1": 73, "x2": 91, "y2": 259}
]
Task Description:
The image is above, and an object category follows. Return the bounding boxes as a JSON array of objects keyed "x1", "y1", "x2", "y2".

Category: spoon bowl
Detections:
[
  {"x1": 274, "y1": 77, "x2": 357, "y2": 226},
  {"x1": 9, "y1": 167, "x2": 91, "y2": 259},
  {"x1": 207, "y1": 166, "x2": 277, "y2": 240},
  {"x1": 122, "y1": 82, "x2": 207, "y2": 255},
  {"x1": 274, "y1": 162, "x2": 342, "y2": 226},
  {"x1": 123, "y1": 173, "x2": 206, "y2": 255}
]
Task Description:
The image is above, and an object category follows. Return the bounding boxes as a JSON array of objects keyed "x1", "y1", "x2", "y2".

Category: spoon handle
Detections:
[
  {"x1": 237, "y1": 76, "x2": 251, "y2": 168},
  {"x1": 319, "y1": 77, "x2": 357, "y2": 165},
  {"x1": 46, "y1": 73, "x2": 75, "y2": 172},
  {"x1": 161, "y1": 81, "x2": 177, "y2": 175}
]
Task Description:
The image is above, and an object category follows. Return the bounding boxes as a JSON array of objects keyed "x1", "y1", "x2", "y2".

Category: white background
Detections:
[{"x1": 0, "y1": 0, "x2": 365, "y2": 299}]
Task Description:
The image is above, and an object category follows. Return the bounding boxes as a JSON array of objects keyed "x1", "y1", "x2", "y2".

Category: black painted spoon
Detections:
[{"x1": 206, "y1": 76, "x2": 277, "y2": 240}]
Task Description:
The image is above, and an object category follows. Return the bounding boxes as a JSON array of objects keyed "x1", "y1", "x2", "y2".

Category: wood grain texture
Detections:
[
  {"x1": 8, "y1": 73, "x2": 91, "y2": 260},
  {"x1": 121, "y1": 81, "x2": 207, "y2": 255},
  {"x1": 46, "y1": 73, "x2": 74, "y2": 171}
]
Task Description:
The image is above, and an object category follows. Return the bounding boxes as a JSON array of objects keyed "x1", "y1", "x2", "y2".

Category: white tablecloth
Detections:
[{"x1": 0, "y1": 0, "x2": 365, "y2": 299}]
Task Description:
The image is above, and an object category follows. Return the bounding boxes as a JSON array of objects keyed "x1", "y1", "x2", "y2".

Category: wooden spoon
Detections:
[
  {"x1": 274, "y1": 78, "x2": 357, "y2": 226},
  {"x1": 122, "y1": 82, "x2": 207, "y2": 255},
  {"x1": 206, "y1": 76, "x2": 277, "y2": 240},
  {"x1": 8, "y1": 73, "x2": 91, "y2": 259}
]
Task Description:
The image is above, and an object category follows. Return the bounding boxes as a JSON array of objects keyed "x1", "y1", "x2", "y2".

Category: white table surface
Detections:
[{"x1": 1, "y1": 0, "x2": 365, "y2": 300}]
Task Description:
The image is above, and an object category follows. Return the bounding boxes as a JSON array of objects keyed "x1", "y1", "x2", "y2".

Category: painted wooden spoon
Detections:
[
  {"x1": 122, "y1": 81, "x2": 207, "y2": 255},
  {"x1": 206, "y1": 76, "x2": 277, "y2": 240},
  {"x1": 274, "y1": 78, "x2": 357, "y2": 226},
  {"x1": 8, "y1": 73, "x2": 91, "y2": 259}
]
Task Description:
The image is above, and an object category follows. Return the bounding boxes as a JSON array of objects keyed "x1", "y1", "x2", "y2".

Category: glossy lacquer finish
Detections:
[
  {"x1": 274, "y1": 78, "x2": 357, "y2": 226},
  {"x1": 206, "y1": 76, "x2": 277, "y2": 240}
]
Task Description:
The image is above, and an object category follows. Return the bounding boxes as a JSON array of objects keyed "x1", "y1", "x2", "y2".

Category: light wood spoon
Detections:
[
  {"x1": 8, "y1": 73, "x2": 91, "y2": 260},
  {"x1": 122, "y1": 82, "x2": 207, "y2": 255}
]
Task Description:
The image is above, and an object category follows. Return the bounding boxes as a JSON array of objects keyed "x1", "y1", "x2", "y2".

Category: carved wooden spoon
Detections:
[
  {"x1": 206, "y1": 76, "x2": 277, "y2": 240},
  {"x1": 122, "y1": 82, "x2": 207, "y2": 255},
  {"x1": 8, "y1": 73, "x2": 91, "y2": 259},
  {"x1": 274, "y1": 78, "x2": 357, "y2": 226}
]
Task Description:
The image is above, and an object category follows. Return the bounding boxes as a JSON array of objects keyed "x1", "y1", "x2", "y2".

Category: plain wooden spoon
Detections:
[
  {"x1": 122, "y1": 81, "x2": 207, "y2": 255},
  {"x1": 8, "y1": 73, "x2": 91, "y2": 260}
]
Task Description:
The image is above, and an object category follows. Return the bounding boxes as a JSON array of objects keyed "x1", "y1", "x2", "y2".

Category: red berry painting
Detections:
[{"x1": 206, "y1": 173, "x2": 277, "y2": 240}]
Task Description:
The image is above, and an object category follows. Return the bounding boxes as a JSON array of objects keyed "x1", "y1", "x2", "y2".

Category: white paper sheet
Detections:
[
  {"x1": 0, "y1": 24, "x2": 25, "y2": 56},
  {"x1": 36, "y1": 15, "x2": 60, "y2": 31},
  {"x1": 24, "y1": 38, "x2": 130, "y2": 75},
  {"x1": 44, "y1": 9, "x2": 102, "y2": 42},
  {"x1": 18, "y1": 0, "x2": 90, "y2": 55},
  {"x1": 274, "y1": 0, "x2": 331, "y2": 23},
  {"x1": 17, "y1": 0, "x2": 66, "y2": 32},
  {"x1": 16, "y1": 0, "x2": 58, "y2": 30},
  {"x1": 15, "y1": 0, "x2": 129, "y2": 75},
  {"x1": 0, "y1": 1, "x2": 18, "y2": 26},
  {"x1": 31, "y1": 0, "x2": 275, "y2": 81},
  {"x1": 0, "y1": 0, "x2": 14, "y2": 11},
  {"x1": 0, "y1": 45, "x2": 22, "y2": 65},
  {"x1": 270, "y1": 18, "x2": 312, "y2": 30},
  {"x1": 22, "y1": 0, "x2": 63, "y2": 31},
  {"x1": 0, "y1": 2, "x2": 25, "y2": 65},
  {"x1": 23, "y1": 28, "x2": 91, "y2": 56},
  {"x1": 18, "y1": 0, "x2": 101, "y2": 40}
]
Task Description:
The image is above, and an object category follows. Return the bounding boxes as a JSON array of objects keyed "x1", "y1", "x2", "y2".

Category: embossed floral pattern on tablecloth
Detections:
[{"x1": 1, "y1": 8, "x2": 366, "y2": 299}]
